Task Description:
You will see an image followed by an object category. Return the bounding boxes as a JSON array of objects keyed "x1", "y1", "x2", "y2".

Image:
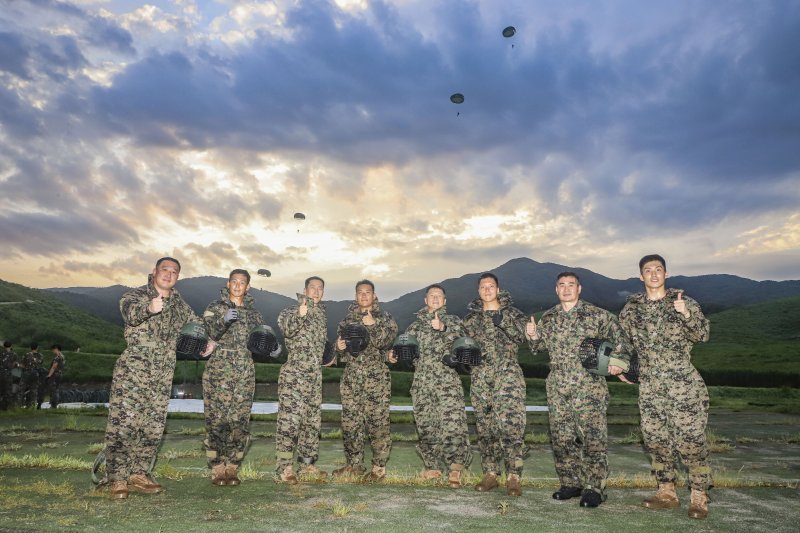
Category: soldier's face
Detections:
[
  {"x1": 356, "y1": 283, "x2": 376, "y2": 310},
  {"x1": 478, "y1": 278, "x2": 498, "y2": 304},
  {"x1": 555, "y1": 276, "x2": 581, "y2": 304},
  {"x1": 424, "y1": 288, "x2": 446, "y2": 312},
  {"x1": 152, "y1": 260, "x2": 180, "y2": 291},
  {"x1": 304, "y1": 279, "x2": 325, "y2": 304},
  {"x1": 640, "y1": 261, "x2": 667, "y2": 290},
  {"x1": 227, "y1": 274, "x2": 250, "y2": 299}
]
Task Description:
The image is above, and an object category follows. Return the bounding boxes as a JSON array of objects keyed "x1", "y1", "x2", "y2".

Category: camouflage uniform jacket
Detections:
[
  {"x1": 278, "y1": 294, "x2": 328, "y2": 368},
  {"x1": 406, "y1": 305, "x2": 465, "y2": 379},
  {"x1": 203, "y1": 288, "x2": 264, "y2": 363},
  {"x1": 335, "y1": 301, "x2": 398, "y2": 367},
  {"x1": 119, "y1": 275, "x2": 200, "y2": 363},
  {"x1": 530, "y1": 300, "x2": 630, "y2": 373},
  {"x1": 49, "y1": 353, "x2": 65, "y2": 378},
  {"x1": 462, "y1": 290, "x2": 528, "y2": 371},
  {"x1": 22, "y1": 351, "x2": 44, "y2": 372},
  {"x1": 619, "y1": 288, "x2": 710, "y2": 376},
  {"x1": 1, "y1": 350, "x2": 19, "y2": 371}
]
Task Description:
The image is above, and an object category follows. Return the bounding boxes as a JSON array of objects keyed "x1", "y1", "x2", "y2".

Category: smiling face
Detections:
[
  {"x1": 356, "y1": 282, "x2": 376, "y2": 311},
  {"x1": 640, "y1": 260, "x2": 667, "y2": 291},
  {"x1": 424, "y1": 287, "x2": 446, "y2": 313},
  {"x1": 152, "y1": 259, "x2": 180, "y2": 292},
  {"x1": 227, "y1": 273, "x2": 250, "y2": 300},
  {"x1": 304, "y1": 278, "x2": 325, "y2": 304},
  {"x1": 555, "y1": 275, "x2": 581, "y2": 306}
]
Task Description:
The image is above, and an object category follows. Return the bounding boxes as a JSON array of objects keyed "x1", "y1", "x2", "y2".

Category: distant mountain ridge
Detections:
[{"x1": 43, "y1": 257, "x2": 800, "y2": 339}]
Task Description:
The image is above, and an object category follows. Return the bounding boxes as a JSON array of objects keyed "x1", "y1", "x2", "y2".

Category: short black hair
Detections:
[
  {"x1": 305, "y1": 276, "x2": 325, "y2": 288},
  {"x1": 639, "y1": 254, "x2": 666, "y2": 272},
  {"x1": 155, "y1": 256, "x2": 181, "y2": 272},
  {"x1": 229, "y1": 269, "x2": 251, "y2": 284},
  {"x1": 51, "y1": 344, "x2": 61, "y2": 351},
  {"x1": 3, "y1": 341, "x2": 11, "y2": 348},
  {"x1": 425, "y1": 284, "x2": 446, "y2": 296},
  {"x1": 30, "y1": 342, "x2": 38, "y2": 350},
  {"x1": 478, "y1": 272, "x2": 499, "y2": 286},
  {"x1": 556, "y1": 271, "x2": 581, "y2": 285},
  {"x1": 355, "y1": 279, "x2": 375, "y2": 292}
]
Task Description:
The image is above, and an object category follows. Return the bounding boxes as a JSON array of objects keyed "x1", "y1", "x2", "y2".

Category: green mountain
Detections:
[{"x1": 0, "y1": 279, "x2": 124, "y2": 353}]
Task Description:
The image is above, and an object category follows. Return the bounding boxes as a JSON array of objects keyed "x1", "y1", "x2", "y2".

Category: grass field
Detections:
[{"x1": 1, "y1": 406, "x2": 798, "y2": 532}]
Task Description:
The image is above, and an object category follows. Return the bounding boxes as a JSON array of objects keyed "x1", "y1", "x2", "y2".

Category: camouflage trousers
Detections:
[
  {"x1": 411, "y1": 366, "x2": 471, "y2": 471},
  {"x1": 470, "y1": 364, "x2": 526, "y2": 476},
  {"x1": 639, "y1": 367, "x2": 711, "y2": 491},
  {"x1": 103, "y1": 346, "x2": 175, "y2": 482},
  {"x1": 47, "y1": 375, "x2": 61, "y2": 408},
  {"x1": 0, "y1": 370, "x2": 14, "y2": 410},
  {"x1": 20, "y1": 371, "x2": 45, "y2": 408},
  {"x1": 203, "y1": 351, "x2": 255, "y2": 467},
  {"x1": 547, "y1": 369, "x2": 609, "y2": 492},
  {"x1": 275, "y1": 362, "x2": 322, "y2": 473},
  {"x1": 340, "y1": 362, "x2": 392, "y2": 468}
]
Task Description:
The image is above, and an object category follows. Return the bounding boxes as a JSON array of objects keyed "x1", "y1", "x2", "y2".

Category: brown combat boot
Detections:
[
  {"x1": 128, "y1": 473, "x2": 162, "y2": 494},
  {"x1": 109, "y1": 480, "x2": 128, "y2": 500},
  {"x1": 419, "y1": 469, "x2": 442, "y2": 481},
  {"x1": 506, "y1": 473, "x2": 522, "y2": 497},
  {"x1": 332, "y1": 465, "x2": 366, "y2": 478},
  {"x1": 278, "y1": 465, "x2": 298, "y2": 485},
  {"x1": 447, "y1": 469, "x2": 462, "y2": 489},
  {"x1": 211, "y1": 463, "x2": 227, "y2": 486},
  {"x1": 298, "y1": 464, "x2": 328, "y2": 481},
  {"x1": 475, "y1": 472, "x2": 499, "y2": 492},
  {"x1": 225, "y1": 463, "x2": 241, "y2": 486},
  {"x1": 363, "y1": 465, "x2": 386, "y2": 483},
  {"x1": 642, "y1": 482, "x2": 680, "y2": 509},
  {"x1": 688, "y1": 489, "x2": 709, "y2": 519}
]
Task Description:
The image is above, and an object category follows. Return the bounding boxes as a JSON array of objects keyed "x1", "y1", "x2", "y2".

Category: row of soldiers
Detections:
[
  {"x1": 99, "y1": 254, "x2": 711, "y2": 520},
  {"x1": 0, "y1": 341, "x2": 64, "y2": 410}
]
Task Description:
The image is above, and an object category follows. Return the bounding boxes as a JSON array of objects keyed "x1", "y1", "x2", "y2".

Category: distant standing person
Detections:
[
  {"x1": 103, "y1": 257, "x2": 214, "y2": 500},
  {"x1": 21, "y1": 343, "x2": 46, "y2": 409},
  {"x1": 202, "y1": 269, "x2": 265, "y2": 486},
  {"x1": 1, "y1": 341, "x2": 20, "y2": 410},
  {"x1": 275, "y1": 276, "x2": 332, "y2": 484},
  {"x1": 332, "y1": 280, "x2": 398, "y2": 482},
  {"x1": 526, "y1": 272, "x2": 631, "y2": 507},
  {"x1": 462, "y1": 273, "x2": 528, "y2": 496},
  {"x1": 46, "y1": 344, "x2": 65, "y2": 408},
  {"x1": 619, "y1": 254, "x2": 712, "y2": 520}
]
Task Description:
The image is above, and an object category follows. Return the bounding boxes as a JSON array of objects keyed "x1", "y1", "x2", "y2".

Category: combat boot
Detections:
[
  {"x1": 128, "y1": 473, "x2": 162, "y2": 494},
  {"x1": 225, "y1": 463, "x2": 241, "y2": 486},
  {"x1": 688, "y1": 489, "x2": 709, "y2": 519},
  {"x1": 419, "y1": 469, "x2": 442, "y2": 481},
  {"x1": 278, "y1": 465, "x2": 298, "y2": 485},
  {"x1": 109, "y1": 480, "x2": 128, "y2": 500},
  {"x1": 642, "y1": 482, "x2": 680, "y2": 509},
  {"x1": 210, "y1": 463, "x2": 227, "y2": 486},
  {"x1": 475, "y1": 472, "x2": 499, "y2": 492},
  {"x1": 363, "y1": 465, "x2": 386, "y2": 483},
  {"x1": 447, "y1": 469, "x2": 462, "y2": 489},
  {"x1": 332, "y1": 465, "x2": 366, "y2": 478},
  {"x1": 298, "y1": 463, "x2": 328, "y2": 481},
  {"x1": 506, "y1": 473, "x2": 522, "y2": 497}
]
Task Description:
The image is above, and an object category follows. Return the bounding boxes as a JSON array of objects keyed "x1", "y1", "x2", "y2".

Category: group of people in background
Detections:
[
  {"x1": 0, "y1": 341, "x2": 64, "y2": 410},
  {"x1": 97, "y1": 253, "x2": 712, "y2": 520}
]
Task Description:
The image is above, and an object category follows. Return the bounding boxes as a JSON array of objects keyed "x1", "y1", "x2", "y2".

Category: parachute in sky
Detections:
[
  {"x1": 257, "y1": 269, "x2": 271, "y2": 277},
  {"x1": 293, "y1": 212, "x2": 306, "y2": 233},
  {"x1": 450, "y1": 93, "x2": 465, "y2": 116},
  {"x1": 502, "y1": 25, "x2": 517, "y2": 48}
]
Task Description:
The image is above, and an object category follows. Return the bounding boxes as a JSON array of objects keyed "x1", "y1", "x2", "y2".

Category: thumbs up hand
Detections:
[
  {"x1": 431, "y1": 311, "x2": 445, "y2": 331},
  {"x1": 525, "y1": 316, "x2": 539, "y2": 340},
  {"x1": 673, "y1": 291, "x2": 690, "y2": 318},
  {"x1": 362, "y1": 309, "x2": 376, "y2": 326}
]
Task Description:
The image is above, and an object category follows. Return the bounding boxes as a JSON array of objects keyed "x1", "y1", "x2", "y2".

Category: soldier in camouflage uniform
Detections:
[
  {"x1": 1, "y1": 341, "x2": 20, "y2": 410},
  {"x1": 103, "y1": 257, "x2": 215, "y2": 500},
  {"x1": 275, "y1": 276, "x2": 332, "y2": 483},
  {"x1": 46, "y1": 344, "x2": 65, "y2": 408},
  {"x1": 332, "y1": 280, "x2": 398, "y2": 482},
  {"x1": 390, "y1": 284, "x2": 472, "y2": 488},
  {"x1": 619, "y1": 254, "x2": 712, "y2": 519},
  {"x1": 202, "y1": 269, "x2": 265, "y2": 486},
  {"x1": 462, "y1": 273, "x2": 528, "y2": 497},
  {"x1": 21, "y1": 343, "x2": 46, "y2": 409},
  {"x1": 526, "y1": 272, "x2": 631, "y2": 507}
]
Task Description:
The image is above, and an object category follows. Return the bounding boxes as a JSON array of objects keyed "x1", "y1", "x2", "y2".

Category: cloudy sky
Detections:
[{"x1": 1, "y1": 0, "x2": 798, "y2": 300}]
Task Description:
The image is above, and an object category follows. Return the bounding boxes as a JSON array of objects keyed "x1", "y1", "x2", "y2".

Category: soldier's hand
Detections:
[
  {"x1": 608, "y1": 364, "x2": 623, "y2": 375},
  {"x1": 387, "y1": 349, "x2": 398, "y2": 364},
  {"x1": 201, "y1": 340, "x2": 216, "y2": 358},
  {"x1": 224, "y1": 308, "x2": 239, "y2": 323},
  {"x1": 525, "y1": 316, "x2": 538, "y2": 339},
  {"x1": 616, "y1": 372, "x2": 633, "y2": 384},
  {"x1": 431, "y1": 311, "x2": 444, "y2": 331},
  {"x1": 148, "y1": 296, "x2": 164, "y2": 314},
  {"x1": 673, "y1": 292, "x2": 690, "y2": 318},
  {"x1": 336, "y1": 336, "x2": 346, "y2": 351},
  {"x1": 299, "y1": 296, "x2": 308, "y2": 317},
  {"x1": 362, "y1": 309, "x2": 376, "y2": 326}
]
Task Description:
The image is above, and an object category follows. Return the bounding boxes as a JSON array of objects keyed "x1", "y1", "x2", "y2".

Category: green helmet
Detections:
[
  {"x1": 578, "y1": 338, "x2": 613, "y2": 376},
  {"x1": 443, "y1": 336, "x2": 482, "y2": 368},
  {"x1": 176, "y1": 322, "x2": 208, "y2": 360},
  {"x1": 392, "y1": 333, "x2": 419, "y2": 361},
  {"x1": 247, "y1": 324, "x2": 281, "y2": 362}
]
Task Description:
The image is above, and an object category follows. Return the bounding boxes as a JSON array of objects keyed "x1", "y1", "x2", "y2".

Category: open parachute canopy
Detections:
[
  {"x1": 502, "y1": 26, "x2": 516, "y2": 38},
  {"x1": 293, "y1": 212, "x2": 306, "y2": 221},
  {"x1": 450, "y1": 93, "x2": 465, "y2": 104},
  {"x1": 257, "y1": 268, "x2": 271, "y2": 277}
]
